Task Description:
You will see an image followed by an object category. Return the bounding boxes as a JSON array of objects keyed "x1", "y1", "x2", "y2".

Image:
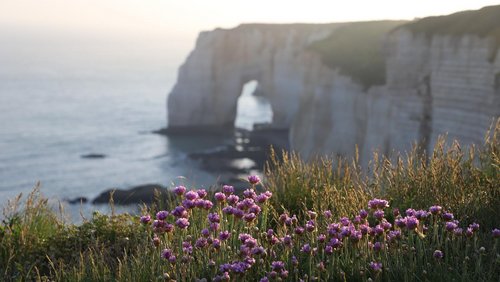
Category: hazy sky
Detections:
[{"x1": 2, "y1": 0, "x2": 499, "y2": 37}]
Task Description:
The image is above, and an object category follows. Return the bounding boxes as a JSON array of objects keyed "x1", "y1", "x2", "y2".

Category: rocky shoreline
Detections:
[{"x1": 68, "y1": 127, "x2": 289, "y2": 206}]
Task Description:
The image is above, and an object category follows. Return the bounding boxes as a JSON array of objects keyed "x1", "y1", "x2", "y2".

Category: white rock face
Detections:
[
  {"x1": 168, "y1": 24, "x2": 342, "y2": 129},
  {"x1": 168, "y1": 23, "x2": 500, "y2": 164}
]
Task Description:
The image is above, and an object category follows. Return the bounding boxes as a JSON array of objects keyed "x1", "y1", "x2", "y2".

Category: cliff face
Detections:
[
  {"x1": 168, "y1": 6, "x2": 500, "y2": 163},
  {"x1": 168, "y1": 24, "x2": 343, "y2": 130}
]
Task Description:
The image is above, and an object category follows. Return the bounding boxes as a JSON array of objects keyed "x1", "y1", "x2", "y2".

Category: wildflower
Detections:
[
  {"x1": 214, "y1": 192, "x2": 226, "y2": 202},
  {"x1": 243, "y1": 189, "x2": 257, "y2": 199},
  {"x1": 359, "y1": 224, "x2": 370, "y2": 235},
  {"x1": 161, "y1": 249, "x2": 173, "y2": 260},
  {"x1": 140, "y1": 214, "x2": 151, "y2": 224},
  {"x1": 156, "y1": 211, "x2": 169, "y2": 220},
  {"x1": 280, "y1": 270, "x2": 289, "y2": 278},
  {"x1": 219, "y1": 230, "x2": 230, "y2": 241},
  {"x1": 248, "y1": 175, "x2": 261, "y2": 185},
  {"x1": 465, "y1": 228, "x2": 474, "y2": 237},
  {"x1": 492, "y1": 228, "x2": 500, "y2": 238},
  {"x1": 369, "y1": 261, "x2": 382, "y2": 272},
  {"x1": 405, "y1": 208, "x2": 416, "y2": 217},
  {"x1": 469, "y1": 223, "x2": 480, "y2": 231},
  {"x1": 353, "y1": 216, "x2": 362, "y2": 224},
  {"x1": 252, "y1": 246, "x2": 265, "y2": 255},
  {"x1": 350, "y1": 230, "x2": 362, "y2": 242},
  {"x1": 317, "y1": 234, "x2": 326, "y2": 243},
  {"x1": 453, "y1": 228, "x2": 463, "y2": 236},
  {"x1": 405, "y1": 217, "x2": 419, "y2": 230},
  {"x1": 282, "y1": 235, "x2": 292, "y2": 246},
  {"x1": 208, "y1": 213, "x2": 220, "y2": 223},
  {"x1": 239, "y1": 233, "x2": 252, "y2": 243},
  {"x1": 182, "y1": 241, "x2": 193, "y2": 253},
  {"x1": 210, "y1": 222, "x2": 220, "y2": 231},
  {"x1": 152, "y1": 235, "x2": 160, "y2": 247},
  {"x1": 222, "y1": 185, "x2": 234, "y2": 195},
  {"x1": 395, "y1": 217, "x2": 406, "y2": 228},
  {"x1": 445, "y1": 221, "x2": 458, "y2": 232},
  {"x1": 203, "y1": 200, "x2": 213, "y2": 210},
  {"x1": 255, "y1": 194, "x2": 268, "y2": 203},
  {"x1": 381, "y1": 220, "x2": 392, "y2": 230},
  {"x1": 359, "y1": 209, "x2": 369, "y2": 219},
  {"x1": 271, "y1": 261, "x2": 285, "y2": 271},
  {"x1": 233, "y1": 208, "x2": 245, "y2": 218},
  {"x1": 185, "y1": 190, "x2": 199, "y2": 201},
  {"x1": 393, "y1": 208, "x2": 400, "y2": 217},
  {"x1": 263, "y1": 190, "x2": 272, "y2": 198},
  {"x1": 197, "y1": 189, "x2": 207, "y2": 198},
  {"x1": 325, "y1": 245, "x2": 333, "y2": 255},
  {"x1": 442, "y1": 212, "x2": 454, "y2": 221},
  {"x1": 307, "y1": 210, "x2": 318, "y2": 219},
  {"x1": 175, "y1": 218, "x2": 190, "y2": 229},
  {"x1": 301, "y1": 243, "x2": 312, "y2": 254},
  {"x1": 248, "y1": 204, "x2": 261, "y2": 214},
  {"x1": 340, "y1": 217, "x2": 350, "y2": 226},
  {"x1": 329, "y1": 238, "x2": 342, "y2": 249},
  {"x1": 324, "y1": 210, "x2": 332, "y2": 218},
  {"x1": 222, "y1": 206, "x2": 233, "y2": 215},
  {"x1": 295, "y1": 226, "x2": 305, "y2": 235},
  {"x1": 244, "y1": 213, "x2": 256, "y2": 222},
  {"x1": 433, "y1": 250, "x2": 444, "y2": 259},
  {"x1": 429, "y1": 205, "x2": 442, "y2": 215},
  {"x1": 305, "y1": 220, "x2": 315, "y2": 232},
  {"x1": 182, "y1": 199, "x2": 196, "y2": 209},
  {"x1": 244, "y1": 237, "x2": 258, "y2": 248},
  {"x1": 173, "y1": 185, "x2": 186, "y2": 196},
  {"x1": 231, "y1": 261, "x2": 250, "y2": 273},
  {"x1": 201, "y1": 228, "x2": 210, "y2": 237},
  {"x1": 260, "y1": 277, "x2": 269, "y2": 282},
  {"x1": 373, "y1": 241, "x2": 383, "y2": 252},
  {"x1": 195, "y1": 237, "x2": 208, "y2": 248},
  {"x1": 373, "y1": 225, "x2": 384, "y2": 235},
  {"x1": 172, "y1": 206, "x2": 188, "y2": 218},
  {"x1": 374, "y1": 210, "x2": 385, "y2": 220},
  {"x1": 415, "y1": 210, "x2": 429, "y2": 220},
  {"x1": 368, "y1": 199, "x2": 389, "y2": 210}
]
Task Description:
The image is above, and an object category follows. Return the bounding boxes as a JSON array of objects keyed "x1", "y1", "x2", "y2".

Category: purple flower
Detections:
[
  {"x1": 318, "y1": 234, "x2": 326, "y2": 243},
  {"x1": 295, "y1": 226, "x2": 305, "y2": 235},
  {"x1": 433, "y1": 250, "x2": 444, "y2": 259},
  {"x1": 359, "y1": 209, "x2": 368, "y2": 219},
  {"x1": 182, "y1": 241, "x2": 193, "y2": 253},
  {"x1": 271, "y1": 261, "x2": 285, "y2": 271},
  {"x1": 373, "y1": 225, "x2": 384, "y2": 235},
  {"x1": 393, "y1": 208, "x2": 400, "y2": 217},
  {"x1": 194, "y1": 199, "x2": 205, "y2": 208},
  {"x1": 233, "y1": 208, "x2": 245, "y2": 218},
  {"x1": 415, "y1": 210, "x2": 429, "y2": 220},
  {"x1": 171, "y1": 206, "x2": 187, "y2": 218},
  {"x1": 255, "y1": 194, "x2": 269, "y2": 203},
  {"x1": 469, "y1": 223, "x2": 480, "y2": 231},
  {"x1": 373, "y1": 241, "x2": 383, "y2": 252},
  {"x1": 405, "y1": 208, "x2": 416, "y2": 217},
  {"x1": 243, "y1": 189, "x2": 257, "y2": 199},
  {"x1": 387, "y1": 230, "x2": 401, "y2": 242},
  {"x1": 215, "y1": 192, "x2": 226, "y2": 202},
  {"x1": 306, "y1": 220, "x2": 315, "y2": 232},
  {"x1": 442, "y1": 212, "x2": 454, "y2": 221},
  {"x1": 453, "y1": 227, "x2": 463, "y2": 236},
  {"x1": 374, "y1": 210, "x2": 385, "y2": 220},
  {"x1": 212, "y1": 238, "x2": 221, "y2": 249},
  {"x1": 185, "y1": 190, "x2": 199, "y2": 201},
  {"x1": 405, "y1": 217, "x2": 419, "y2": 230},
  {"x1": 301, "y1": 243, "x2": 311, "y2": 253},
  {"x1": 175, "y1": 218, "x2": 190, "y2": 229},
  {"x1": 182, "y1": 199, "x2": 195, "y2": 209},
  {"x1": 492, "y1": 228, "x2": 500, "y2": 238},
  {"x1": 429, "y1": 205, "x2": 442, "y2": 215},
  {"x1": 201, "y1": 228, "x2": 210, "y2": 237},
  {"x1": 248, "y1": 175, "x2": 261, "y2": 185},
  {"x1": 239, "y1": 233, "x2": 252, "y2": 243},
  {"x1": 197, "y1": 189, "x2": 207, "y2": 198},
  {"x1": 465, "y1": 227, "x2": 474, "y2": 237},
  {"x1": 161, "y1": 249, "x2": 173, "y2": 259},
  {"x1": 325, "y1": 245, "x2": 333, "y2": 255},
  {"x1": 222, "y1": 206, "x2": 233, "y2": 215},
  {"x1": 173, "y1": 185, "x2": 186, "y2": 196},
  {"x1": 156, "y1": 211, "x2": 169, "y2": 220},
  {"x1": 243, "y1": 213, "x2": 256, "y2": 222},
  {"x1": 307, "y1": 210, "x2": 318, "y2": 219},
  {"x1": 210, "y1": 222, "x2": 220, "y2": 231},
  {"x1": 282, "y1": 235, "x2": 292, "y2": 246},
  {"x1": 370, "y1": 261, "x2": 382, "y2": 272},
  {"x1": 203, "y1": 200, "x2": 213, "y2": 210},
  {"x1": 140, "y1": 215, "x2": 151, "y2": 224},
  {"x1": 252, "y1": 246, "x2": 265, "y2": 255},
  {"x1": 231, "y1": 261, "x2": 250, "y2": 273},
  {"x1": 350, "y1": 230, "x2": 362, "y2": 242},
  {"x1": 219, "y1": 230, "x2": 230, "y2": 240},
  {"x1": 195, "y1": 237, "x2": 208, "y2": 248},
  {"x1": 168, "y1": 255, "x2": 176, "y2": 264},
  {"x1": 208, "y1": 213, "x2": 220, "y2": 223},
  {"x1": 152, "y1": 235, "x2": 160, "y2": 246},
  {"x1": 445, "y1": 221, "x2": 458, "y2": 232},
  {"x1": 324, "y1": 210, "x2": 332, "y2": 218},
  {"x1": 248, "y1": 204, "x2": 261, "y2": 214},
  {"x1": 368, "y1": 199, "x2": 389, "y2": 210},
  {"x1": 395, "y1": 217, "x2": 406, "y2": 228},
  {"x1": 222, "y1": 185, "x2": 234, "y2": 195},
  {"x1": 381, "y1": 220, "x2": 392, "y2": 230},
  {"x1": 329, "y1": 238, "x2": 342, "y2": 249},
  {"x1": 260, "y1": 277, "x2": 269, "y2": 282},
  {"x1": 340, "y1": 217, "x2": 350, "y2": 226}
]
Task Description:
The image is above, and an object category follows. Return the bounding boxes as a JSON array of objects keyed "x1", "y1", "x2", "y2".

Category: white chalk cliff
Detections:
[{"x1": 168, "y1": 6, "x2": 500, "y2": 164}]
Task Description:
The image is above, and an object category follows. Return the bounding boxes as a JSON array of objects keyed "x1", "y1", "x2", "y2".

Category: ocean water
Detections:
[{"x1": 0, "y1": 29, "x2": 272, "y2": 219}]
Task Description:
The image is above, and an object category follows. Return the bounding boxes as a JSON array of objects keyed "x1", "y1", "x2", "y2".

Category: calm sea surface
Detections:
[{"x1": 0, "y1": 29, "x2": 271, "y2": 219}]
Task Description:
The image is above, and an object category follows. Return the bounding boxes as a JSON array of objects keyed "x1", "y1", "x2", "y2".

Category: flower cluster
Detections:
[{"x1": 139, "y1": 181, "x2": 499, "y2": 281}]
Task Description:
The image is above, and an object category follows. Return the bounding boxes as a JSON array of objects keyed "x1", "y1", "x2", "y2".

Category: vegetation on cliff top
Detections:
[{"x1": 308, "y1": 21, "x2": 406, "y2": 90}]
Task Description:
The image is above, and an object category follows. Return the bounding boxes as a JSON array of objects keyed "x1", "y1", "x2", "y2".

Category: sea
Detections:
[{"x1": 0, "y1": 28, "x2": 272, "y2": 220}]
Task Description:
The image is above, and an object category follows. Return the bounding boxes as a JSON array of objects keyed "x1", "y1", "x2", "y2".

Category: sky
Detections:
[{"x1": 1, "y1": 0, "x2": 499, "y2": 38}]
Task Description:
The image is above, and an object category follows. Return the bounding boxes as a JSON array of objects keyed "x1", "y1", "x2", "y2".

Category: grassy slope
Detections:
[{"x1": 308, "y1": 21, "x2": 407, "y2": 89}]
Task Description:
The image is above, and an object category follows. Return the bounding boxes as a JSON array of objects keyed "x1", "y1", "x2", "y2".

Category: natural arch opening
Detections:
[{"x1": 234, "y1": 80, "x2": 273, "y2": 130}]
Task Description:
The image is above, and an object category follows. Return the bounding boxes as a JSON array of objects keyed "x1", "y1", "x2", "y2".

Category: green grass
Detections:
[
  {"x1": 0, "y1": 119, "x2": 499, "y2": 281},
  {"x1": 308, "y1": 21, "x2": 407, "y2": 89}
]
